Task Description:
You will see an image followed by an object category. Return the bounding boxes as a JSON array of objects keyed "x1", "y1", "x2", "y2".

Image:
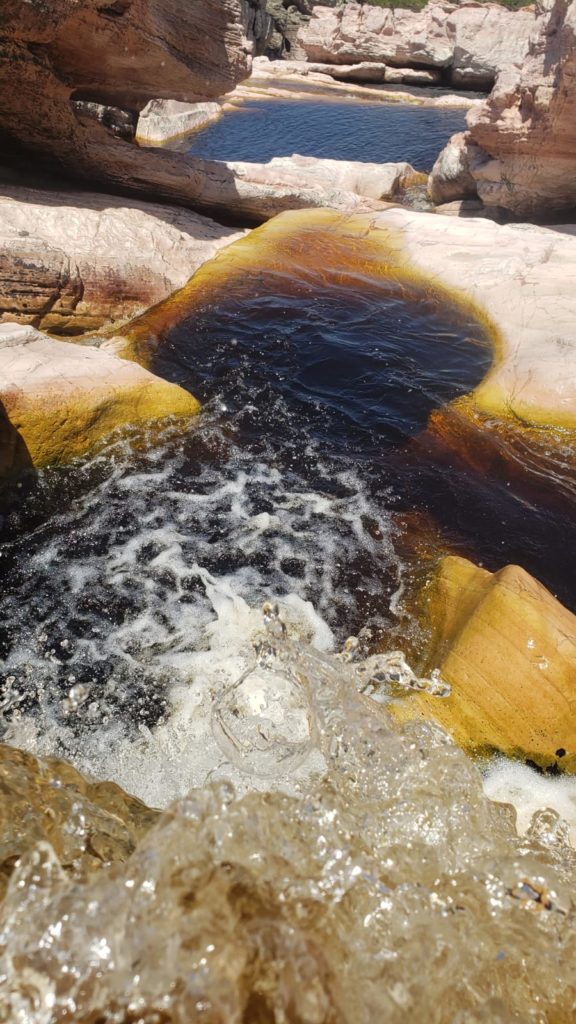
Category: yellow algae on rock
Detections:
[
  {"x1": 390, "y1": 555, "x2": 576, "y2": 772},
  {"x1": 0, "y1": 324, "x2": 199, "y2": 477}
]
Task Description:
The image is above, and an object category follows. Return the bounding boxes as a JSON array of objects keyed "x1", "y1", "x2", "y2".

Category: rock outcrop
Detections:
[
  {"x1": 0, "y1": 186, "x2": 245, "y2": 335},
  {"x1": 136, "y1": 101, "x2": 223, "y2": 146},
  {"x1": 428, "y1": 131, "x2": 481, "y2": 205},
  {"x1": 389, "y1": 555, "x2": 576, "y2": 773},
  {"x1": 465, "y1": 0, "x2": 576, "y2": 217},
  {"x1": 297, "y1": 2, "x2": 533, "y2": 89},
  {"x1": 0, "y1": 323, "x2": 200, "y2": 477},
  {"x1": 225, "y1": 153, "x2": 413, "y2": 207},
  {"x1": 0, "y1": 0, "x2": 263, "y2": 218}
]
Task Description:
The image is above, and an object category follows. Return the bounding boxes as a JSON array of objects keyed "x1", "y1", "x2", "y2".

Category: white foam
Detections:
[{"x1": 483, "y1": 759, "x2": 576, "y2": 845}]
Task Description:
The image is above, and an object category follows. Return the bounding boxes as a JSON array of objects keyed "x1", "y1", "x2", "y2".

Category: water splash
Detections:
[{"x1": 1, "y1": 617, "x2": 576, "y2": 1022}]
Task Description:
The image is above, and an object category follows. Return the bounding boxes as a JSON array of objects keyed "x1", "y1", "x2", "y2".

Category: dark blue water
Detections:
[{"x1": 187, "y1": 99, "x2": 467, "y2": 171}]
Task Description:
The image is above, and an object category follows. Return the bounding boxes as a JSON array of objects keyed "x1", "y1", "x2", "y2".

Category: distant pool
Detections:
[{"x1": 185, "y1": 97, "x2": 468, "y2": 171}]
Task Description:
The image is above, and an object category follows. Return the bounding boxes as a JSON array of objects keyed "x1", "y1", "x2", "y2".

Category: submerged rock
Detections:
[
  {"x1": 390, "y1": 555, "x2": 576, "y2": 772},
  {"x1": 0, "y1": 323, "x2": 199, "y2": 477},
  {"x1": 0, "y1": 185, "x2": 245, "y2": 335}
]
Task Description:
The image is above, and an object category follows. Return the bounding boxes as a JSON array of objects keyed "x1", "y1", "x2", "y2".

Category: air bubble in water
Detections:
[
  {"x1": 212, "y1": 665, "x2": 316, "y2": 778},
  {"x1": 61, "y1": 684, "x2": 90, "y2": 715}
]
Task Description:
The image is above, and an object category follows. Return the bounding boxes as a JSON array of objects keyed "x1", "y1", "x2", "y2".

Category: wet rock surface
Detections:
[
  {"x1": 391, "y1": 555, "x2": 576, "y2": 772},
  {"x1": 0, "y1": 323, "x2": 199, "y2": 476}
]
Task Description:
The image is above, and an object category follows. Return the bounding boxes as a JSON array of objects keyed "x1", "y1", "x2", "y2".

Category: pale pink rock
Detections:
[
  {"x1": 297, "y1": 2, "x2": 532, "y2": 88},
  {"x1": 0, "y1": 186, "x2": 245, "y2": 335},
  {"x1": 448, "y1": 4, "x2": 533, "y2": 89},
  {"x1": 428, "y1": 132, "x2": 481, "y2": 204},
  {"x1": 467, "y1": 0, "x2": 576, "y2": 216},
  {"x1": 227, "y1": 153, "x2": 413, "y2": 204},
  {"x1": 137, "y1": 101, "x2": 222, "y2": 145}
]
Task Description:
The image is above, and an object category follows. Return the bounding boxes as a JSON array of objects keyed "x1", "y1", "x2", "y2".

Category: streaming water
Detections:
[
  {"x1": 186, "y1": 98, "x2": 467, "y2": 171},
  {"x1": 2, "y1": 116, "x2": 576, "y2": 1023}
]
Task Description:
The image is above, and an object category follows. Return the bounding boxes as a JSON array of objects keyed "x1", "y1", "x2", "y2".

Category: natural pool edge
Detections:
[{"x1": 111, "y1": 207, "x2": 576, "y2": 444}]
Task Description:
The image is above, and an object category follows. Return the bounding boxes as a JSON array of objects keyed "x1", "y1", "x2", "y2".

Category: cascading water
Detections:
[{"x1": 1, "y1": 174, "x2": 576, "y2": 1021}]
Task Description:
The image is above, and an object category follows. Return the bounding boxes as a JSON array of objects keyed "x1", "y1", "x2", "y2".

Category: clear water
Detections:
[{"x1": 186, "y1": 98, "x2": 468, "y2": 171}]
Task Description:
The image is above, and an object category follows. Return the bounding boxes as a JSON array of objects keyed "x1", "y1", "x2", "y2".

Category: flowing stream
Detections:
[{"x1": 1, "y1": 101, "x2": 576, "y2": 1023}]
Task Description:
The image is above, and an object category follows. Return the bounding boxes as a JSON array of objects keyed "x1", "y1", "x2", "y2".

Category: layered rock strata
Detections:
[
  {"x1": 0, "y1": 0, "x2": 263, "y2": 217},
  {"x1": 390, "y1": 555, "x2": 576, "y2": 773},
  {"x1": 0, "y1": 186, "x2": 245, "y2": 335},
  {"x1": 297, "y1": 1, "x2": 533, "y2": 89},
  {"x1": 0, "y1": 323, "x2": 199, "y2": 477}
]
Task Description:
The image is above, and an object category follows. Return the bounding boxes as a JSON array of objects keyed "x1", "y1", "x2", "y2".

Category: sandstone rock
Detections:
[
  {"x1": 434, "y1": 199, "x2": 495, "y2": 218},
  {"x1": 448, "y1": 4, "x2": 533, "y2": 90},
  {"x1": 428, "y1": 131, "x2": 480, "y2": 204},
  {"x1": 0, "y1": 323, "x2": 200, "y2": 477},
  {"x1": 136, "y1": 101, "x2": 222, "y2": 146},
  {"x1": 389, "y1": 555, "x2": 576, "y2": 773},
  {"x1": 250, "y1": 54, "x2": 442, "y2": 86},
  {"x1": 225, "y1": 153, "x2": 413, "y2": 206},
  {"x1": 0, "y1": 0, "x2": 259, "y2": 216},
  {"x1": 467, "y1": 0, "x2": 576, "y2": 217},
  {"x1": 297, "y1": 2, "x2": 455, "y2": 70},
  {"x1": 297, "y1": 2, "x2": 532, "y2": 88},
  {"x1": 0, "y1": 186, "x2": 245, "y2": 335}
]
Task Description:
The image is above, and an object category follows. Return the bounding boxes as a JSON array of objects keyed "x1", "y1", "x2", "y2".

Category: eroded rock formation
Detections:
[
  {"x1": 0, "y1": 0, "x2": 264, "y2": 218},
  {"x1": 0, "y1": 186, "x2": 245, "y2": 334},
  {"x1": 467, "y1": 0, "x2": 576, "y2": 217},
  {"x1": 430, "y1": 0, "x2": 576, "y2": 218},
  {"x1": 297, "y1": 1, "x2": 533, "y2": 89},
  {"x1": 390, "y1": 555, "x2": 576, "y2": 772}
]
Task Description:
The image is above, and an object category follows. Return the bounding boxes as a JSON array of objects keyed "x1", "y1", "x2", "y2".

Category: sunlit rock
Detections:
[
  {"x1": 466, "y1": 0, "x2": 576, "y2": 217},
  {"x1": 297, "y1": 1, "x2": 533, "y2": 88},
  {"x1": 0, "y1": 185, "x2": 245, "y2": 336},
  {"x1": 390, "y1": 555, "x2": 576, "y2": 772},
  {"x1": 428, "y1": 130, "x2": 480, "y2": 205},
  {"x1": 225, "y1": 153, "x2": 413, "y2": 207},
  {"x1": 0, "y1": 323, "x2": 200, "y2": 476},
  {"x1": 136, "y1": 99, "x2": 223, "y2": 146}
]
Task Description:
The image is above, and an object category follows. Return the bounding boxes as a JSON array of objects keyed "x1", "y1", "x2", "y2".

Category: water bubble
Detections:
[
  {"x1": 212, "y1": 665, "x2": 316, "y2": 778},
  {"x1": 262, "y1": 601, "x2": 287, "y2": 639},
  {"x1": 61, "y1": 684, "x2": 90, "y2": 715}
]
